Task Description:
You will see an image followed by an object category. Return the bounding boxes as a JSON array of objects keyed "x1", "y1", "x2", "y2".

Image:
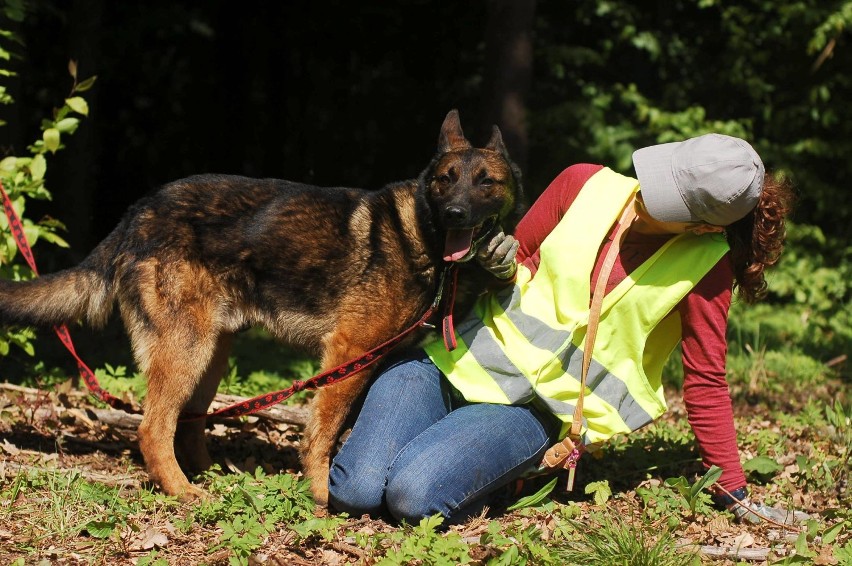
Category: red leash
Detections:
[
  {"x1": 0, "y1": 179, "x2": 458, "y2": 420},
  {"x1": 181, "y1": 269, "x2": 454, "y2": 420},
  {"x1": 0, "y1": 181, "x2": 136, "y2": 412}
]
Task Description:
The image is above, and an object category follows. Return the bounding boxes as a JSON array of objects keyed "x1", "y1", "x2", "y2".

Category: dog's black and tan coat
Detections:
[{"x1": 0, "y1": 111, "x2": 524, "y2": 505}]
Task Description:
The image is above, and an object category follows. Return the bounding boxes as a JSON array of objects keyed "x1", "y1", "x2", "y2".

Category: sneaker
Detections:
[{"x1": 729, "y1": 499, "x2": 810, "y2": 525}]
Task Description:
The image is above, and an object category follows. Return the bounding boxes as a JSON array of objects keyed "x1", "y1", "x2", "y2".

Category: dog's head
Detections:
[{"x1": 421, "y1": 109, "x2": 525, "y2": 263}]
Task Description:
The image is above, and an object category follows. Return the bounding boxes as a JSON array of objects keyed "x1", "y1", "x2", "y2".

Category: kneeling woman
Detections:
[{"x1": 327, "y1": 134, "x2": 799, "y2": 525}]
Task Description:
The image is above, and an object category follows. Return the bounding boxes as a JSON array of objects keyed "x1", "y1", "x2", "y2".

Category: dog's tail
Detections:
[{"x1": 0, "y1": 226, "x2": 122, "y2": 329}]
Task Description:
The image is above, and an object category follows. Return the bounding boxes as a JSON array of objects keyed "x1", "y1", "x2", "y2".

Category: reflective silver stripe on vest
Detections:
[{"x1": 457, "y1": 286, "x2": 654, "y2": 431}]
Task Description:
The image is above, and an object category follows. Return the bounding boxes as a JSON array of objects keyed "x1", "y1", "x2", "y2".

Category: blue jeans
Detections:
[{"x1": 328, "y1": 352, "x2": 560, "y2": 523}]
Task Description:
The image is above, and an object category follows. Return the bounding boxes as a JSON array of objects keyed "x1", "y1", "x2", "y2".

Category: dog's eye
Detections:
[
  {"x1": 480, "y1": 177, "x2": 495, "y2": 187},
  {"x1": 437, "y1": 174, "x2": 451, "y2": 185}
]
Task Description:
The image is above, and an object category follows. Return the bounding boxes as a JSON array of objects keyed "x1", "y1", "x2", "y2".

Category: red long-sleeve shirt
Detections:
[{"x1": 514, "y1": 164, "x2": 746, "y2": 491}]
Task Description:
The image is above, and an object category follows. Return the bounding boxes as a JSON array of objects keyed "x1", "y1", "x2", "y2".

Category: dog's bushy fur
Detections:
[{"x1": 0, "y1": 110, "x2": 524, "y2": 504}]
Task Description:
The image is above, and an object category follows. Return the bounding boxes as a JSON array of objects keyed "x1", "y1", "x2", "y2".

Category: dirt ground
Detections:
[{"x1": 0, "y1": 378, "x2": 847, "y2": 565}]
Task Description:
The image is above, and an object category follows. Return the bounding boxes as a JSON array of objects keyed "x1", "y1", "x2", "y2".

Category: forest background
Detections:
[{"x1": 2, "y1": 0, "x2": 849, "y2": 377}]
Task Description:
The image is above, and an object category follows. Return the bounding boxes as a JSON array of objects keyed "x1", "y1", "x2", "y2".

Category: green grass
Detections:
[{"x1": 552, "y1": 512, "x2": 699, "y2": 566}]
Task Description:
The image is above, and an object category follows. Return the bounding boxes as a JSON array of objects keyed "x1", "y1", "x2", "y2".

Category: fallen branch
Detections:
[
  {"x1": 1, "y1": 382, "x2": 310, "y2": 428},
  {"x1": 694, "y1": 544, "x2": 776, "y2": 561}
]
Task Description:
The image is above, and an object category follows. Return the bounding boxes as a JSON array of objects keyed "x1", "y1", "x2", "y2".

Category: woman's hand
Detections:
[{"x1": 476, "y1": 231, "x2": 519, "y2": 280}]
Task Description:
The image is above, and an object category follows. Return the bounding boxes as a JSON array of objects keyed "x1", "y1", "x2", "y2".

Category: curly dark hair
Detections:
[{"x1": 725, "y1": 173, "x2": 795, "y2": 303}]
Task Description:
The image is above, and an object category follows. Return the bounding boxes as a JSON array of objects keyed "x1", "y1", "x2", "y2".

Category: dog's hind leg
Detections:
[
  {"x1": 174, "y1": 332, "x2": 234, "y2": 477},
  {"x1": 137, "y1": 339, "x2": 217, "y2": 500},
  {"x1": 129, "y1": 262, "x2": 224, "y2": 500}
]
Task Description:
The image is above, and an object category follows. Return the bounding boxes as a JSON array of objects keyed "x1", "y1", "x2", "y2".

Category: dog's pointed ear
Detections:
[
  {"x1": 438, "y1": 109, "x2": 472, "y2": 153},
  {"x1": 485, "y1": 125, "x2": 510, "y2": 159}
]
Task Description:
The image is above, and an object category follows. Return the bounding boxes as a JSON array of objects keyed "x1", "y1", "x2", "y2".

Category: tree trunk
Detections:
[{"x1": 481, "y1": 0, "x2": 536, "y2": 174}]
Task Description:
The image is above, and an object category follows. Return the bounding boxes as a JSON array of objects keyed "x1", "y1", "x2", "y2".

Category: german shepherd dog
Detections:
[{"x1": 0, "y1": 110, "x2": 524, "y2": 505}]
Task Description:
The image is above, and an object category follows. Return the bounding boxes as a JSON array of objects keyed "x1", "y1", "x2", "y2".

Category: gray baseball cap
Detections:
[{"x1": 632, "y1": 133, "x2": 765, "y2": 226}]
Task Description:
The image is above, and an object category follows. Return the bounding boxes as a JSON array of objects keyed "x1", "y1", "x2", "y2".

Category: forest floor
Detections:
[{"x1": 0, "y1": 354, "x2": 849, "y2": 565}]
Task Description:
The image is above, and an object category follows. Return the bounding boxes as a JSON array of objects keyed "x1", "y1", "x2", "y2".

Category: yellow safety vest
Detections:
[{"x1": 425, "y1": 167, "x2": 730, "y2": 444}]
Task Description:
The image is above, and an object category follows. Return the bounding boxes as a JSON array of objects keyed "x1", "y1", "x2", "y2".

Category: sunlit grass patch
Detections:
[{"x1": 551, "y1": 511, "x2": 699, "y2": 566}]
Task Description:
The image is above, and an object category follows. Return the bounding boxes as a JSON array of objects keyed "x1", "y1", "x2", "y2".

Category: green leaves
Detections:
[
  {"x1": 585, "y1": 480, "x2": 613, "y2": 506},
  {"x1": 507, "y1": 476, "x2": 559, "y2": 511},
  {"x1": 42, "y1": 128, "x2": 60, "y2": 153},
  {"x1": 65, "y1": 96, "x2": 89, "y2": 116},
  {"x1": 0, "y1": 45, "x2": 94, "y2": 358},
  {"x1": 743, "y1": 456, "x2": 784, "y2": 482},
  {"x1": 663, "y1": 465, "x2": 722, "y2": 516},
  {"x1": 377, "y1": 515, "x2": 473, "y2": 566}
]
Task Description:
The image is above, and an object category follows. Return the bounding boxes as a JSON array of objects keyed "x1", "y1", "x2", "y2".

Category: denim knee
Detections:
[
  {"x1": 327, "y1": 462, "x2": 386, "y2": 516},
  {"x1": 385, "y1": 472, "x2": 444, "y2": 523}
]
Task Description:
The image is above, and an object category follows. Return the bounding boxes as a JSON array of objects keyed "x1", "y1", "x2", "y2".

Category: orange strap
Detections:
[{"x1": 542, "y1": 194, "x2": 638, "y2": 469}]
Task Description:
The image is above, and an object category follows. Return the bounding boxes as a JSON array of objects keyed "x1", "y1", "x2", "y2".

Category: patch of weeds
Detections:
[
  {"x1": 226, "y1": 328, "x2": 320, "y2": 402},
  {"x1": 480, "y1": 518, "x2": 555, "y2": 565},
  {"x1": 373, "y1": 515, "x2": 472, "y2": 565},
  {"x1": 181, "y1": 466, "x2": 315, "y2": 565},
  {"x1": 785, "y1": 400, "x2": 850, "y2": 494},
  {"x1": 726, "y1": 342, "x2": 829, "y2": 402},
  {"x1": 742, "y1": 426, "x2": 787, "y2": 467},
  {"x1": 219, "y1": 358, "x2": 314, "y2": 404},
  {"x1": 551, "y1": 511, "x2": 699, "y2": 566},
  {"x1": 93, "y1": 363, "x2": 147, "y2": 401},
  {"x1": 136, "y1": 551, "x2": 170, "y2": 566},
  {"x1": 637, "y1": 467, "x2": 720, "y2": 528},
  {"x1": 636, "y1": 482, "x2": 689, "y2": 528},
  {"x1": 0, "y1": 467, "x2": 170, "y2": 562},
  {"x1": 663, "y1": 466, "x2": 721, "y2": 517},
  {"x1": 742, "y1": 454, "x2": 784, "y2": 484},
  {"x1": 824, "y1": 399, "x2": 851, "y2": 487},
  {"x1": 290, "y1": 515, "x2": 347, "y2": 543}
]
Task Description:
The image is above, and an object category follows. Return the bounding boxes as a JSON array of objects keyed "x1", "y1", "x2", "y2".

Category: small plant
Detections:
[
  {"x1": 636, "y1": 482, "x2": 689, "y2": 528},
  {"x1": 183, "y1": 466, "x2": 315, "y2": 565},
  {"x1": 0, "y1": 48, "x2": 95, "y2": 358},
  {"x1": 584, "y1": 479, "x2": 613, "y2": 506},
  {"x1": 376, "y1": 515, "x2": 472, "y2": 566},
  {"x1": 480, "y1": 519, "x2": 555, "y2": 565},
  {"x1": 663, "y1": 465, "x2": 722, "y2": 517},
  {"x1": 552, "y1": 511, "x2": 698, "y2": 566}
]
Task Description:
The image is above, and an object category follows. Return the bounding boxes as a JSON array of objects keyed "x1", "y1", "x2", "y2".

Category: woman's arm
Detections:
[
  {"x1": 514, "y1": 164, "x2": 603, "y2": 272},
  {"x1": 679, "y1": 256, "x2": 747, "y2": 492}
]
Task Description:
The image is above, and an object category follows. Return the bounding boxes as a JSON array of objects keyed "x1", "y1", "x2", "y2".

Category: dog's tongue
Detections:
[{"x1": 444, "y1": 228, "x2": 475, "y2": 262}]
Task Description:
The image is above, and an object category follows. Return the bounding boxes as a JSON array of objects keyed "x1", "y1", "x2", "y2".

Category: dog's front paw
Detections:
[
  {"x1": 312, "y1": 485, "x2": 330, "y2": 508},
  {"x1": 308, "y1": 467, "x2": 330, "y2": 507},
  {"x1": 176, "y1": 483, "x2": 208, "y2": 503}
]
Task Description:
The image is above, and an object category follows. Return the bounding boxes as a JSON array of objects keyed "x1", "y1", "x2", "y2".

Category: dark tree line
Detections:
[{"x1": 2, "y1": 0, "x2": 850, "y2": 256}]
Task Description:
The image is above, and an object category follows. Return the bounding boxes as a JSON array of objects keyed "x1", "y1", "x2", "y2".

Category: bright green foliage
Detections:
[
  {"x1": 0, "y1": 468, "x2": 173, "y2": 560},
  {"x1": 584, "y1": 479, "x2": 613, "y2": 506},
  {"x1": 637, "y1": 467, "x2": 720, "y2": 525},
  {"x1": 0, "y1": 7, "x2": 95, "y2": 358},
  {"x1": 743, "y1": 455, "x2": 784, "y2": 482},
  {"x1": 664, "y1": 465, "x2": 722, "y2": 517},
  {"x1": 551, "y1": 511, "x2": 699, "y2": 566},
  {"x1": 480, "y1": 519, "x2": 556, "y2": 565},
  {"x1": 506, "y1": 476, "x2": 559, "y2": 511},
  {"x1": 375, "y1": 515, "x2": 472, "y2": 566},
  {"x1": 184, "y1": 467, "x2": 316, "y2": 566}
]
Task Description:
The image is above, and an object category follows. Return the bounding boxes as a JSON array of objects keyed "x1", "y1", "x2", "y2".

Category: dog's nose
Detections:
[{"x1": 444, "y1": 205, "x2": 468, "y2": 223}]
